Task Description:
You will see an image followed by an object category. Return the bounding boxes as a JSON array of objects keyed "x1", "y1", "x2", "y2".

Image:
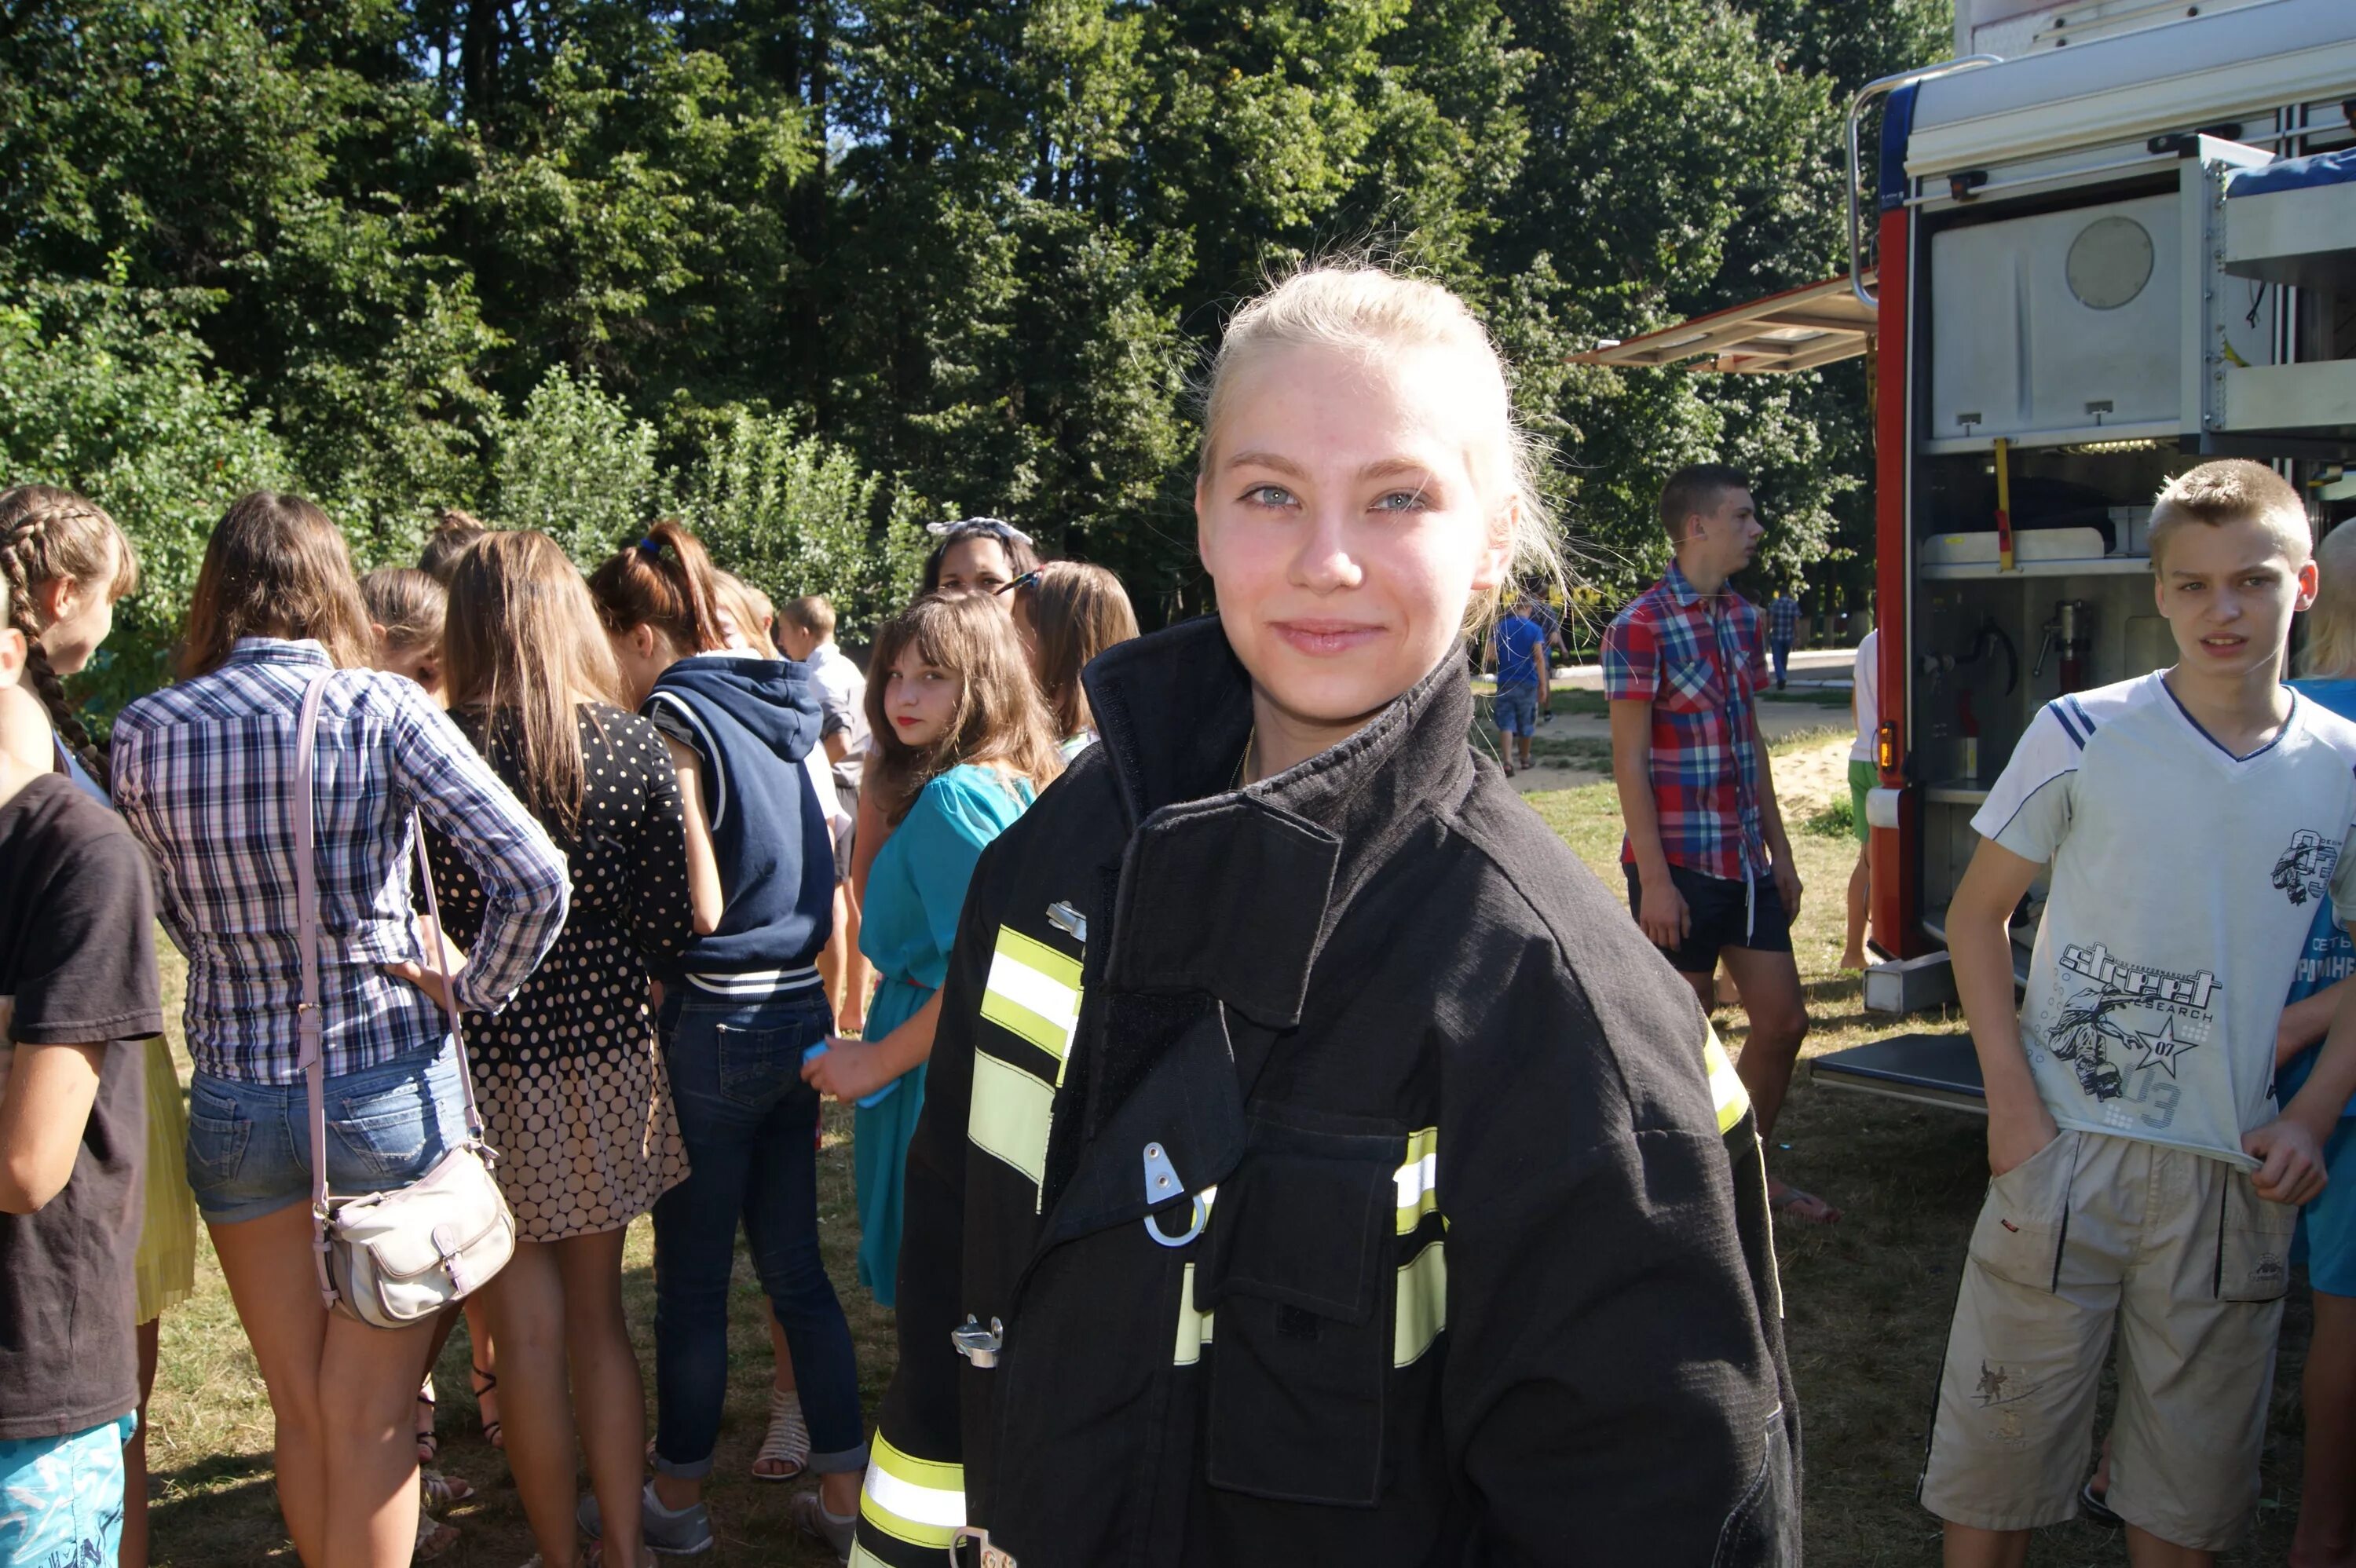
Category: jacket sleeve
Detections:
[
  {"x1": 1440, "y1": 930, "x2": 1794, "y2": 1566},
  {"x1": 854, "y1": 836, "x2": 1009, "y2": 1567}
]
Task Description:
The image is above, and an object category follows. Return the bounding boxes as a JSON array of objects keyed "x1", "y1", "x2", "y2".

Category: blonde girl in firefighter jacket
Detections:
[{"x1": 851, "y1": 265, "x2": 1799, "y2": 1568}]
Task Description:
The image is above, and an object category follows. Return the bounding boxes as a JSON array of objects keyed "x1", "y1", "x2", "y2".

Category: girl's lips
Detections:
[
  {"x1": 1270, "y1": 620, "x2": 1385, "y2": 656},
  {"x1": 893, "y1": 715, "x2": 920, "y2": 726}
]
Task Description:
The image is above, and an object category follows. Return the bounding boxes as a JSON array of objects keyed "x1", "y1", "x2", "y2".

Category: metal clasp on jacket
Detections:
[
  {"x1": 1045, "y1": 901, "x2": 1087, "y2": 943},
  {"x1": 1142, "y1": 1142, "x2": 1209, "y2": 1248},
  {"x1": 952, "y1": 1526, "x2": 1019, "y2": 1568},
  {"x1": 951, "y1": 1315, "x2": 1003, "y2": 1369}
]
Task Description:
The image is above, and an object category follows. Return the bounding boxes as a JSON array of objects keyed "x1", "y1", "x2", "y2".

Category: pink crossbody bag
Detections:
[{"x1": 293, "y1": 669, "x2": 515, "y2": 1328}]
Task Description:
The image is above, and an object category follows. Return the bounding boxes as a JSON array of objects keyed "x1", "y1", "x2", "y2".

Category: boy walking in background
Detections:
[
  {"x1": 1489, "y1": 593, "x2": 1548, "y2": 777},
  {"x1": 777, "y1": 594, "x2": 872, "y2": 1034},
  {"x1": 1768, "y1": 583, "x2": 1801, "y2": 690},
  {"x1": 1606, "y1": 464, "x2": 1831, "y2": 1223},
  {"x1": 1926, "y1": 460, "x2": 2356, "y2": 1566}
]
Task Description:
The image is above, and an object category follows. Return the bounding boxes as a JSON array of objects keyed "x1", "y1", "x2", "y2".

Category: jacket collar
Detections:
[{"x1": 1081, "y1": 616, "x2": 1476, "y2": 1029}]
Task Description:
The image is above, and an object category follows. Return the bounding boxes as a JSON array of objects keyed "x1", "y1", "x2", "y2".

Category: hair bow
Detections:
[{"x1": 925, "y1": 517, "x2": 1034, "y2": 549}]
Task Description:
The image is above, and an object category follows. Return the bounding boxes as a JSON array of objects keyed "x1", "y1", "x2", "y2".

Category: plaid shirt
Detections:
[
  {"x1": 111, "y1": 639, "x2": 569, "y2": 1084},
  {"x1": 1602, "y1": 565, "x2": 1770, "y2": 883},
  {"x1": 1768, "y1": 595, "x2": 1800, "y2": 645}
]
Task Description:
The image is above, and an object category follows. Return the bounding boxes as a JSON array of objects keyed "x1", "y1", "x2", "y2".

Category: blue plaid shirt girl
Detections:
[{"x1": 111, "y1": 638, "x2": 569, "y2": 1084}]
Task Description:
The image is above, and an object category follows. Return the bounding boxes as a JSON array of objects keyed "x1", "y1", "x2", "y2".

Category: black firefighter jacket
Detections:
[{"x1": 851, "y1": 616, "x2": 1799, "y2": 1568}]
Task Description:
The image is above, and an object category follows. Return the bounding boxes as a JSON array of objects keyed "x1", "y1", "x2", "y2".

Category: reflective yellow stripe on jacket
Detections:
[
  {"x1": 1705, "y1": 1025, "x2": 1750, "y2": 1134},
  {"x1": 859, "y1": 1434, "x2": 965, "y2": 1552},
  {"x1": 970, "y1": 927, "x2": 1084, "y2": 1206}
]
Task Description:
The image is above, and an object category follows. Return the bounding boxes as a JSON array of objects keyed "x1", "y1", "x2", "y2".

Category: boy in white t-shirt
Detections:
[{"x1": 1924, "y1": 461, "x2": 2356, "y2": 1566}]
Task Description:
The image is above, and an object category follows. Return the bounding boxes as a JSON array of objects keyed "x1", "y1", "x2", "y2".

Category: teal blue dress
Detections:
[{"x1": 855, "y1": 765, "x2": 1037, "y2": 1305}]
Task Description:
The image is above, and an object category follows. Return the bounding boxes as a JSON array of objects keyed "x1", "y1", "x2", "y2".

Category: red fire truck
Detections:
[{"x1": 1581, "y1": 0, "x2": 2356, "y2": 1108}]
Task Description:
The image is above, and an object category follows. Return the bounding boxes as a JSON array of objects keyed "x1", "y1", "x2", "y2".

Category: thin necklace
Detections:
[{"x1": 1232, "y1": 723, "x2": 1257, "y2": 790}]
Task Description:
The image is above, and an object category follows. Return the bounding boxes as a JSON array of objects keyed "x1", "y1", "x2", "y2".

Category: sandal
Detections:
[
  {"x1": 421, "y1": 1468, "x2": 475, "y2": 1509},
  {"x1": 416, "y1": 1378, "x2": 439, "y2": 1465},
  {"x1": 753, "y1": 1386, "x2": 810, "y2": 1482},
  {"x1": 415, "y1": 1510, "x2": 460, "y2": 1561},
  {"x1": 470, "y1": 1362, "x2": 504, "y2": 1449}
]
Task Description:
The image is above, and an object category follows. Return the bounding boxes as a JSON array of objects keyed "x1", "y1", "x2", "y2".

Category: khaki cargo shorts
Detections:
[{"x1": 1919, "y1": 1129, "x2": 2296, "y2": 1550}]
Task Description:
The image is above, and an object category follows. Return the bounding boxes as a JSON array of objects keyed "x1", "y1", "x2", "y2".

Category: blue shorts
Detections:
[
  {"x1": 1494, "y1": 682, "x2": 1539, "y2": 736},
  {"x1": 2301, "y1": 1117, "x2": 2356, "y2": 1296},
  {"x1": 0, "y1": 1413, "x2": 136, "y2": 1566},
  {"x1": 185, "y1": 1039, "x2": 469, "y2": 1226}
]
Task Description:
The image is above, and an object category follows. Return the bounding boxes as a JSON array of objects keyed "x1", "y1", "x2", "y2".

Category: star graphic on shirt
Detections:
[{"x1": 2129, "y1": 1017, "x2": 2194, "y2": 1079}]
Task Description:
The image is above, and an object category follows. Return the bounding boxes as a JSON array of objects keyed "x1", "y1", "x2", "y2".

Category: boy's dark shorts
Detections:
[{"x1": 1622, "y1": 861, "x2": 1793, "y2": 974}]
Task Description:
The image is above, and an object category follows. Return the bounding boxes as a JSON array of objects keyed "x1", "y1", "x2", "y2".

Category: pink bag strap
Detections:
[
  {"x1": 293, "y1": 669, "x2": 484, "y2": 1314},
  {"x1": 293, "y1": 670, "x2": 336, "y2": 1312}
]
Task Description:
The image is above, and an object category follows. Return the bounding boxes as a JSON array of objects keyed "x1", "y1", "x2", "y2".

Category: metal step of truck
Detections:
[{"x1": 1809, "y1": 1032, "x2": 1987, "y2": 1115}]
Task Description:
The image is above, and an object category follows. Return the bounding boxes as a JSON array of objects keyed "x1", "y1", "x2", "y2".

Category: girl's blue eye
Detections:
[
  {"x1": 1242, "y1": 484, "x2": 1295, "y2": 509},
  {"x1": 1374, "y1": 488, "x2": 1429, "y2": 514}
]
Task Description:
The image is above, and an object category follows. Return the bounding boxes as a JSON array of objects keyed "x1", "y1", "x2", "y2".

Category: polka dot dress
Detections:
[{"x1": 427, "y1": 704, "x2": 693, "y2": 1241}]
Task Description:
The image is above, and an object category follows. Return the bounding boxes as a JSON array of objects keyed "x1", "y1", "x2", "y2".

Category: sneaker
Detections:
[
  {"x1": 790, "y1": 1492, "x2": 857, "y2": 1564},
  {"x1": 579, "y1": 1483, "x2": 715, "y2": 1557}
]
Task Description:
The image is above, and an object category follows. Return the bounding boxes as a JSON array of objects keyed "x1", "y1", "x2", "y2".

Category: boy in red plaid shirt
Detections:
[{"x1": 1605, "y1": 464, "x2": 1834, "y2": 1224}]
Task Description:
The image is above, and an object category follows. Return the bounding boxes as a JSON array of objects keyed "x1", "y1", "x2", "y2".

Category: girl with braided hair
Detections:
[
  {"x1": 0, "y1": 485, "x2": 137, "y2": 795},
  {"x1": 0, "y1": 484, "x2": 192, "y2": 1568}
]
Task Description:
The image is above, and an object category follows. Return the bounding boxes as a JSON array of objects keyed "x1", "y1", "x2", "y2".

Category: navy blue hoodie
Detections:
[{"x1": 644, "y1": 654, "x2": 836, "y2": 999}]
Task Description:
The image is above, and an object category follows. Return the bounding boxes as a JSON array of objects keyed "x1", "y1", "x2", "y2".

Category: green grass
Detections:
[{"x1": 145, "y1": 744, "x2": 2312, "y2": 1565}]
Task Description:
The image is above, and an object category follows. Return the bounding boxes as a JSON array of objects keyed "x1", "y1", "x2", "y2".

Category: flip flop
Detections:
[
  {"x1": 1768, "y1": 1181, "x2": 1842, "y2": 1226},
  {"x1": 421, "y1": 1468, "x2": 474, "y2": 1509},
  {"x1": 415, "y1": 1511, "x2": 460, "y2": 1561},
  {"x1": 2079, "y1": 1481, "x2": 2123, "y2": 1527},
  {"x1": 753, "y1": 1386, "x2": 810, "y2": 1482}
]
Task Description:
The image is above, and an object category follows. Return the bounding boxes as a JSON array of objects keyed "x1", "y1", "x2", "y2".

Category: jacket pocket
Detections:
[
  {"x1": 1198, "y1": 1109, "x2": 1400, "y2": 1507},
  {"x1": 2216, "y1": 1167, "x2": 2297, "y2": 1302},
  {"x1": 1966, "y1": 1131, "x2": 2078, "y2": 1292},
  {"x1": 1711, "y1": 1406, "x2": 1799, "y2": 1568}
]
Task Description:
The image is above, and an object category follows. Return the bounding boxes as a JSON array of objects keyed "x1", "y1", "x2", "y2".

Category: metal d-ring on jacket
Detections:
[{"x1": 851, "y1": 616, "x2": 1799, "y2": 1568}]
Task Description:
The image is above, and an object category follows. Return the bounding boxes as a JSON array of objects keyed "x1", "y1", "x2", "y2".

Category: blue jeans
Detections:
[
  {"x1": 185, "y1": 1039, "x2": 468, "y2": 1225},
  {"x1": 653, "y1": 989, "x2": 866, "y2": 1478},
  {"x1": 1770, "y1": 636, "x2": 1793, "y2": 685}
]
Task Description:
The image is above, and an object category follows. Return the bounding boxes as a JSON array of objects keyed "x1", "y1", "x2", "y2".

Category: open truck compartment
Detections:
[{"x1": 1657, "y1": 0, "x2": 2356, "y2": 1111}]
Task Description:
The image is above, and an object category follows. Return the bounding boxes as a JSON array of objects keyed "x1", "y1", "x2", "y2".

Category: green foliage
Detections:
[
  {"x1": 668, "y1": 409, "x2": 928, "y2": 644},
  {"x1": 0, "y1": 268, "x2": 288, "y2": 718},
  {"x1": 2, "y1": 0, "x2": 1957, "y2": 704},
  {"x1": 485, "y1": 367, "x2": 663, "y2": 566}
]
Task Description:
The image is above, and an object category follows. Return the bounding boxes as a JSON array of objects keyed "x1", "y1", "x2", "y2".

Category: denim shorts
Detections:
[
  {"x1": 1493, "y1": 681, "x2": 1539, "y2": 736},
  {"x1": 184, "y1": 1039, "x2": 469, "y2": 1226}
]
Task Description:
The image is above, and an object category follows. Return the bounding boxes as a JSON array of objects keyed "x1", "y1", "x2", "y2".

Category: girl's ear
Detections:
[
  {"x1": 368, "y1": 620, "x2": 390, "y2": 645},
  {"x1": 1469, "y1": 496, "x2": 1516, "y2": 594},
  {"x1": 35, "y1": 573, "x2": 75, "y2": 629},
  {"x1": 631, "y1": 623, "x2": 659, "y2": 658}
]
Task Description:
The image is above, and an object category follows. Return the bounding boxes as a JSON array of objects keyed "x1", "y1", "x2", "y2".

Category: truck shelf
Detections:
[
  {"x1": 1918, "y1": 556, "x2": 2153, "y2": 581},
  {"x1": 1925, "y1": 780, "x2": 1991, "y2": 805},
  {"x1": 1810, "y1": 1032, "x2": 1987, "y2": 1115}
]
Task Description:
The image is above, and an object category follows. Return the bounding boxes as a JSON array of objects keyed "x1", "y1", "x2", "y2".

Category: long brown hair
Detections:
[
  {"x1": 1016, "y1": 561, "x2": 1139, "y2": 740},
  {"x1": 181, "y1": 493, "x2": 374, "y2": 678},
  {"x1": 444, "y1": 530, "x2": 623, "y2": 839},
  {"x1": 584, "y1": 517, "x2": 729, "y2": 656},
  {"x1": 865, "y1": 593, "x2": 1063, "y2": 824},
  {"x1": 419, "y1": 508, "x2": 490, "y2": 583},
  {"x1": 0, "y1": 484, "x2": 140, "y2": 786}
]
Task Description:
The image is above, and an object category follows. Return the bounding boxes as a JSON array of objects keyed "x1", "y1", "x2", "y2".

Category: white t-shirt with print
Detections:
[{"x1": 1972, "y1": 672, "x2": 2356, "y2": 1166}]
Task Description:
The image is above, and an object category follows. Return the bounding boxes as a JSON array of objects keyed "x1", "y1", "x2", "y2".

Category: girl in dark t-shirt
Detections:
[{"x1": 0, "y1": 574, "x2": 163, "y2": 1567}]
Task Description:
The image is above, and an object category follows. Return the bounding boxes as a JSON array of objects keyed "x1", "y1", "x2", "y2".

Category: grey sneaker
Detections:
[
  {"x1": 789, "y1": 1492, "x2": 856, "y2": 1564},
  {"x1": 577, "y1": 1483, "x2": 714, "y2": 1557}
]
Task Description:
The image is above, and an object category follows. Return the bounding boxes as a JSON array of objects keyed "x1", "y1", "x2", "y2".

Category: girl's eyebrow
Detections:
[
  {"x1": 1223, "y1": 451, "x2": 1437, "y2": 483},
  {"x1": 1224, "y1": 449, "x2": 1307, "y2": 477}
]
